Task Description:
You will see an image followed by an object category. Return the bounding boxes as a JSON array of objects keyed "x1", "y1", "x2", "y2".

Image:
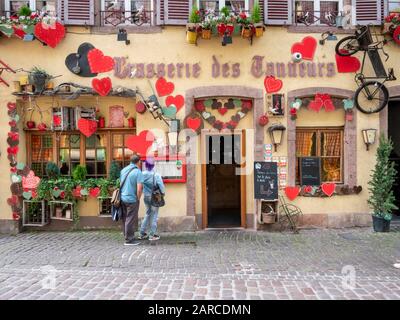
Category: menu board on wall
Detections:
[
  {"x1": 143, "y1": 156, "x2": 186, "y2": 183},
  {"x1": 300, "y1": 157, "x2": 321, "y2": 186},
  {"x1": 254, "y1": 161, "x2": 278, "y2": 200}
]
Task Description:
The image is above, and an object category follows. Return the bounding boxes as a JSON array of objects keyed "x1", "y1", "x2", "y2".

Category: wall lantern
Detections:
[
  {"x1": 319, "y1": 31, "x2": 337, "y2": 45},
  {"x1": 268, "y1": 124, "x2": 286, "y2": 152},
  {"x1": 117, "y1": 28, "x2": 130, "y2": 45},
  {"x1": 168, "y1": 119, "x2": 180, "y2": 154},
  {"x1": 362, "y1": 128, "x2": 377, "y2": 151}
]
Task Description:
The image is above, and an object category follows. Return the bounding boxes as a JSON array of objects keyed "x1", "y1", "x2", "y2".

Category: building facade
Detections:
[{"x1": 1, "y1": 0, "x2": 400, "y2": 234}]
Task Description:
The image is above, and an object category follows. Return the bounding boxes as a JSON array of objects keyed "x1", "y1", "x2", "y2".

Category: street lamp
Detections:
[
  {"x1": 362, "y1": 128, "x2": 377, "y2": 151},
  {"x1": 268, "y1": 124, "x2": 286, "y2": 152}
]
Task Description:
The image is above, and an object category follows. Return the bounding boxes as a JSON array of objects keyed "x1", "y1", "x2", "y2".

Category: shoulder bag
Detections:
[
  {"x1": 111, "y1": 166, "x2": 136, "y2": 209},
  {"x1": 150, "y1": 173, "x2": 165, "y2": 207}
]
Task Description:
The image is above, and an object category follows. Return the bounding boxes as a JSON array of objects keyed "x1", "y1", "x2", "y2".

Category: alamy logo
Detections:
[{"x1": 40, "y1": 265, "x2": 57, "y2": 290}]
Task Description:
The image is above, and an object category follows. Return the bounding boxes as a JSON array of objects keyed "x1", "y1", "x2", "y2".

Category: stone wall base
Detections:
[{"x1": 0, "y1": 220, "x2": 21, "y2": 235}]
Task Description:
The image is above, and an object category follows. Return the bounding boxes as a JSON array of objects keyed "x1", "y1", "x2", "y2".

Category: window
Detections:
[
  {"x1": 389, "y1": 1, "x2": 400, "y2": 12},
  {"x1": 198, "y1": 0, "x2": 248, "y2": 14},
  {"x1": 295, "y1": 0, "x2": 343, "y2": 25},
  {"x1": 101, "y1": 0, "x2": 153, "y2": 26},
  {"x1": 296, "y1": 128, "x2": 343, "y2": 184},
  {"x1": 5, "y1": 0, "x2": 35, "y2": 15},
  {"x1": 30, "y1": 134, "x2": 53, "y2": 177},
  {"x1": 85, "y1": 133, "x2": 107, "y2": 178},
  {"x1": 111, "y1": 132, "x2": 134, "y2": 169},
  {"x1": 59, "y1": 134, "x2": 81, "y2": 176}
]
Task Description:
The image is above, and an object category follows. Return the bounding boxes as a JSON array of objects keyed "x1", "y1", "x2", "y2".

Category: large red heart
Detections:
[
  {"x1": 285, "y1": 186, "x2": 301, "y2": 201},
  {"x1": 92, "y1": 77, "x2": 112, "y2": 96},
  {"x1": 78, "y1": 118, "x2": 98, "y2": 137},
  {"x1": 34, "y1": 21, "x2": 65, "y2": 48},
  {"x1": 166, "y1": 95, "x2": 184, "y2": 112},
  {"x1": 126, "y1": 130, "x2": 155, "y2": 156},
  {"x1": 89, "y1": 187, "x2": 101, "y2": 198},
  {"x1": 155, "y1": 77, "x2": 174, "y2": 97},
  {"x1": 88, "y1": 48, "x2": 115, "y2": 73},
  {"x1": 321, "y1": 183, "x2": 336, "y2": 197},
  {"x1": 335, "y1": 52, "x2": 361, "y2": 73},
  {"x1": 291, "y1": 36, "x2": 317, "y2": 60},
  {"x1": 308, "y1": 98, "x2": 323, "y2": 112},
  {"x1": 186, "y1": 116, "x2": 202, "y2": 131},
  {"x1": 22, "y1": 170, "x2": 41, "y2": 190},
  {"x1": 264, "y1": 76, "x2": 283, "y2": 93}
]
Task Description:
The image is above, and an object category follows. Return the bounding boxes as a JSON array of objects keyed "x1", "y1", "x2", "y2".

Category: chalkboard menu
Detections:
[
  {"x1": 254, "y1": 162, "x2": 278, "y2": 200},
  {"x1": 300, "y1": 157, "x2": 321, "y2": 186}
]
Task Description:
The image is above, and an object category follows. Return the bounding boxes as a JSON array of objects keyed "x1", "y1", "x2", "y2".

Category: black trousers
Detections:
[{"x1": 121, "y1": 201, "x2": 140, "y2": 242}]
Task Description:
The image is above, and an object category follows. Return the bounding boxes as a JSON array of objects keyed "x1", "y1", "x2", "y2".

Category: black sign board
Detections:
[
  {"x1": 300, "y1": 157, "x2": 321, "y2": 186},
  {"x1": 254, "y1": 162, "x2": 278, "y2": 200}
]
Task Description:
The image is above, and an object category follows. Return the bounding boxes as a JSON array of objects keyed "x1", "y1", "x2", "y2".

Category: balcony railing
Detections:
[
  {"x1": 100, "y1": 8, "x2": 154, "y2": 27},
  {"x1": 294, "y1": 10, "x2": 342, "y2": 27}
]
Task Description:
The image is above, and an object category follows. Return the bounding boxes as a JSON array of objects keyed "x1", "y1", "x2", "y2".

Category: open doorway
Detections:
[
  {"x1": 388, "y1": 100, "x2": 400, "y2": 221},
  {"x1": 203, "y1": 133, "x2": 244, "y2": 228}
]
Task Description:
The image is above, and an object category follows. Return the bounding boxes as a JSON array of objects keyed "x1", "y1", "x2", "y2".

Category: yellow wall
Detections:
[{"x1": 0, "y1": 25, "x2": 396, "y2": 224}]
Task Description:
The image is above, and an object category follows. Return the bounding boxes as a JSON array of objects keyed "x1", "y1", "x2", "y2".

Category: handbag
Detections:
[
  {"x1": 150, "y1": 173, "x2": 165, "y2": 207},
  {"x1": 111, "y1": 205, "x2": 121, "y2": 222},
  {"x1": 111, "y1": 166, "x2": 136, "y2": 209}
]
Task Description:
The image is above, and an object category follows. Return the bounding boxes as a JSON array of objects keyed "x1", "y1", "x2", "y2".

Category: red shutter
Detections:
[
  {"x1": 164, "y1": 0, "x2": 190, "y2": 25},
  {"x1": 157, "y1": 0, "x2": 165, "y2": 24},
  {"x1": 355, "y1": 0, "x2": 381, "y2": 25},
  {"x1": 264, "y1": 0, "x2": 292, "y2": 25},
  {"x1": 58, "y1": 0, "x2": 94, "y2": 26}
]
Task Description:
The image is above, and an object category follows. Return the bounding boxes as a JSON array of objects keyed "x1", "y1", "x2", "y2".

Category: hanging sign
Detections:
[
  {"x1": 254, "y1": 161, "x2": 278, "y2": 200},
  {"x1": 300, "y1": 157, "x2": 321, "y2": 186}
]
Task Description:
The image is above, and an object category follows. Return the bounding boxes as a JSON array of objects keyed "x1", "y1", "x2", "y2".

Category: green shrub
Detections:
[
  {"x1": 251, "y1": 1, "x2": 262, "y2": 24},
  {"x1": 109, "y1": 161, "x2": 121, "y2": 182},
  {"x1": 189, "y1": 5, "x2": 201, "y2": 23},
  {"x1": 18, "y1": 5, "x2": 32, "y2": 17},
  {"x1": 72, "y1": 165, "x2": 87, "y2": 181}
]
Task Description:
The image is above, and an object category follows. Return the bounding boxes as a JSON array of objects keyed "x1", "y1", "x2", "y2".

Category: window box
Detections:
[
  {"x1": 49, "y1": 201, "x2": 74, "y2": 221},
  {"x1": 22, "y1": 200, "x2": 50, "y2": 227}
]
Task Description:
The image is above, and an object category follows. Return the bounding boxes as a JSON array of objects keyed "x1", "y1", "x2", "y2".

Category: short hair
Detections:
[{"x1": 130, "y1": 154, "x2": 141, "y2": 164}]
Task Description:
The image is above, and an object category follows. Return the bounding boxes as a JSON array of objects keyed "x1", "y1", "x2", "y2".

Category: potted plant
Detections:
[
  {"x1": 28, "y1": 67, "x2": 51, "y2": 93},
  {"x1": 368, "y1": 134, "x2": 398, "y2": 232},
  {"x1": 237, "y1": 11, "x2": 253, "y2": 39},
  {"x1": 201, "y1": 12, "x2": 214, "y2": 40},
  {"x1": 251, "y1": 0, "x2": 264, "y2": 37},
  {"x1": 187, "y1": 5, "x2": 201, "y2": 44}
]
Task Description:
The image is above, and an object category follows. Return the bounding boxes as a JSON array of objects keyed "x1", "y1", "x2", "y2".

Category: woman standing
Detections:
[{"x1": 138, "y1": 157, "x2": 165, "y2": 241}]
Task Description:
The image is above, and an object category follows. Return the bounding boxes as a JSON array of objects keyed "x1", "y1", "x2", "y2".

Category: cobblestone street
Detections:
[{"x1": 0, "y1": 228, "x2": 400, "y2": 300}]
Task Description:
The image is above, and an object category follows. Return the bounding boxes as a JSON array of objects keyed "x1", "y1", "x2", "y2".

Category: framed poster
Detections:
[
  {"x1": 267, "y1": 94, "x2": 285, "y2": 116},
  {"x1": 140, "y1": 156, "x2": 186, "y2": 183},
  {"x1": 109, "y1": 105, "x2": 125, "y2": 128}
]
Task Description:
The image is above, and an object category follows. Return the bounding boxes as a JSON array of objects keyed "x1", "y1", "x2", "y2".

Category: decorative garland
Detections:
[{"x1": 284, "y1": 184, "x2": 363, "y2": 200}]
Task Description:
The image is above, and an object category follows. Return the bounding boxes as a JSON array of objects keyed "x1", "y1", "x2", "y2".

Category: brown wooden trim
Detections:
[
  {"x1": 241, "y1": 129, "x2": 247, "y2": 228},
  {"x1": 201, "y1": 130, "x2": 207, "y2": 228}
]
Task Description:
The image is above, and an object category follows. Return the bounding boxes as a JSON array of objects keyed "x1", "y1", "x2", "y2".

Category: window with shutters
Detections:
[
  {"x1": 4, "y1": 0, "x2": 35, "y2": 15},
  {"x1": 389, "y1": 0, "x2": 400, "y2": 12},
  {"x1": 100, "y1": 0, "x2": 154, "y2": 26},
  {"x1": 294, "y1": 0, "x2": 343, "y2": 26},
  {"x1": 354, "y1": 0, "x2": 382, "y2": 25},
  {"x1": 58, "y1": 0, "x2": 94, "y2": 25},
  {"x1": 264, "y1": 0, "x2": 292, "y2": 25}
]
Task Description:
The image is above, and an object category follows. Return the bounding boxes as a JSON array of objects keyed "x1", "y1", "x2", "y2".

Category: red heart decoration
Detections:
[
  {"x1": 10, "y1": 167, "x2": 17, "y2": 173},
  {"x1": 194, "y1": 100, "x2": 205, "y2": 112},
  {"x1": 8, "y1": 132, "x2": 19, "y2": 141},
  {"x1": 155, "y1": 77, "x2": 174, "y2": 97},
  {"x1": 37, "y1": 123, "x2": 47, "y2": 131},
  {"x1": 324, "y1": 98, "x2": 335, "y2": 112},
  {"x1": 335, "y1": 52, "x2": 361, "y2": 73},
  {"x1": 12, "y1": 26, "x2": 26, "y2": 39},
  {"x1": 285, "y1": 186, "x2": 301, "y2": 201},
  {"x1": 7, "y1": 102, "x2": 16, "y2": 111},
  {"x1": 78, "y1": 118, "x2": 98, "y2": 137},
  {"x1": 89, "y1": 187, "x2": 101, "y2": 198},
  {"x1": 73, "y1": 186, "x2": 82, "y2": 198},
  {"x1": 187, "y1": 116, "x2": 202, "y2": 131},
  {"x1": 87, "y1": 48, "x2": 115, "y2": 73},
  {"x1": 308, "y1": 98, "x2": 323, "y2": 112},
  {"x1": 166, "y1": 95, "x2": 184, "y2": 112},
  {"x1": 225, "y1": 25, "x2": 234, "y2": 35},
  {"x1": 7, "y1": 146, "x2": 18, "y2": 155},
  {"x1": 264, "y1": 76, "x2": 283, "y2": 93},
  {"x1": 218, "y1": 107, "x2": 228, "y2": 115},
  {"x1": 217, "y1": 24, "x2": 226, "y2": 36},
  {"x1": 12, "y1": 212, "x2": 20, "y2": 220},
  {"x1": 321, "y1": 183, "x2": 336, "y2": 197},
  {"x1": 126, "y1": 130, "x2": 155, "y2": 155},
  {"x1": 135, "y1": 101, "x2": 146, "y2": 114},
  {"x1": 291, "y1": 36, "x2": 317, "y2": 60},
  {"x1": 53, "y1": 115, "x2": 61, "y2": 127},
  {"x1": 92, "y1": 77, "x2": 112, "y2": 96},
  {"x1": 9, "y1": 120, "x2": 16, "y2": 127},
  {"x1": 7, "y1": 195, "x2": 18, "y2": 206},
  {"x1": 34, "y1": 21, "x2": 65, "y2": 48},
  {"x1": 22, "y1": 170, "x2": 41, "y2": 190}
]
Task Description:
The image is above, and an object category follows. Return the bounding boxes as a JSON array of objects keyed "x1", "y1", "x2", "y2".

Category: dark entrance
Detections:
[
  {"x1": 388, "y1": 100, "x2": 400, "y2": 220},
  {"x1": 205, "y1": 134, "x2": 241, "y2": 228}
]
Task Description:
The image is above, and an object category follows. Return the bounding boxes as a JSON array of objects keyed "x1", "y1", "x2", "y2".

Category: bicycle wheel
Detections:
[
  {"x1": 354, "y1": 81, "x2": 389, "y2": 114},
  {"x1": 335, "y1": 36, "x2": 360, "y2": 56}
]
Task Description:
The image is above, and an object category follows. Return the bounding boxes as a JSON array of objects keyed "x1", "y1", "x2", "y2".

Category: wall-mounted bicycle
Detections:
[{"x1": 335, "y1": 25, "x2": 396, "y2": 114}]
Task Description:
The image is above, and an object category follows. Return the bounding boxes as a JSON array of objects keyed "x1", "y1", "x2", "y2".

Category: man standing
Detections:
[{"x1": 120, "y1": 154, "x2": 143, "y2": 246}]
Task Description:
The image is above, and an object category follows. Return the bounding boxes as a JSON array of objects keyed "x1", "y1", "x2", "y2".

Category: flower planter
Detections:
[
  {"x1": 241, "y1": 27, "x2": 252, "y2": 39},
  {"x1": 201, "y1": 29, "x2": 212, "y2": 40},
  {"x1": 372, "y1": 215, "x2": 391, "y2": 232},
  {"x1": 28, "y1": 73, "x2": 49, "y2": 93},
  {"x1": 22, "y1": 200, "x2": 50, "y2": 227},
  {"x1": 255, "y1": 26, "x2": 264, "y2": 37},
  {"x1": 186, "y1": 30, "x2": 197, "y2": 44}
]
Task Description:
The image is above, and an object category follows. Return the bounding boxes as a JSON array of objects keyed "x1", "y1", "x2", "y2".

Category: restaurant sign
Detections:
[{"x1": 113, "y1": 55, "x2": 336, "y2": 80}]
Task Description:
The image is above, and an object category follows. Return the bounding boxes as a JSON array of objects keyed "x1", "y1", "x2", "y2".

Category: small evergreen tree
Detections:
[
  {"x1": 251, "y1": 0, "x2": 262, "y2": 24},
  {"x1": 109, "y1": 161, "x2": 121, "y2": 181},
  {"x1": 72, "y1": 165, "x2": 87, "y2": 181},
  {"x1": 189, "y1": 5, "x2": 201, "y2": 23},
  {"x1": 368, "y1": 134, "x2": 398, "y2": 221}
]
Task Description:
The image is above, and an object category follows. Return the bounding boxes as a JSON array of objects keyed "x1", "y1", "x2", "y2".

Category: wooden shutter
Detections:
[
  {"x1": 58, "y1": 0, "x2": 94, "y2": 26},
  {"x1": 157, "y1": 0, "x2": 165, "y2": 24},
  {"x1": 381, "y1": 0, "x2": 388, "y2": 21},
  {"x1": 258, "y1": 0, "x2": 265, "y2": 24},
  {"x1": 264, "y1": 0, "x2": 292, "y2": 25},
  {"x1": 164, "y1": 0, "x2": 192, "y2": 25},
  {"x1": 355, "y1": 0, "x2": 381, "y2": 25}
]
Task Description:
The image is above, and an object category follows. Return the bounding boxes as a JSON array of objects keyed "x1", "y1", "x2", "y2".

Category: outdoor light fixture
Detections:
[
  {"x1": 117, "y1": 29, "x2": 130, "y2": 45},
  {"x1": 362, "y1": 128, "x2": 377, "y2": 151},
  {"x1": 168, "y1": 119, "x2": 180, "y2": 154},
  {"x1": 319, "y1": 31, "x2": 337, "y2": 45},
  {"x1": 268, "y1": 124, "x2": 286, "y2": 152}
]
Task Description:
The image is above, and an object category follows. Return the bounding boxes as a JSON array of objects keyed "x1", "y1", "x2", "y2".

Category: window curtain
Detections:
[
  {"x1": 322, "y1": 131, "x2": 341, "y2": 181},
  {"x1": 296, "y1": 131, "x2": 314, "y2": 156}
]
